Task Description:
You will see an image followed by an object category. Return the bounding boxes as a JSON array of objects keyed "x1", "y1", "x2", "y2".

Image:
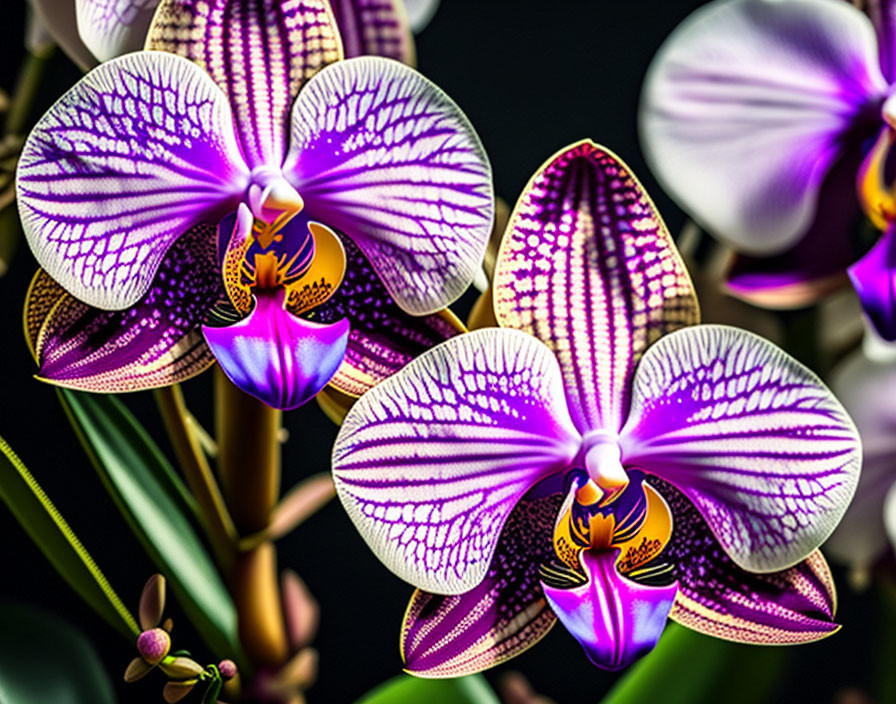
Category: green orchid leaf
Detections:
[
  {"x1": 58, "y1": 390, "x2": 243, "y2": 665},
  {"x1": 354, "y1": 674, "x2": 499, "y2": 704},
  {"x1": 600, "y1": 624, "x2": 787, "y2": 704},
  {"x1": 0, "y1": 436, "x2": 138, "y2": 640},
  {"x1": 0, "y1": 602, "x2": 116, "y2": 704}
]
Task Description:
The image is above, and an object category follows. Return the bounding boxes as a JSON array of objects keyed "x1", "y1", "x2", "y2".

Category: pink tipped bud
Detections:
[
  {"x1": 218, "y1": 659, "x2": 237, "y2": 680},
  {"x1": 137, "y1": 628, "x2": 171, "y2": 665}
]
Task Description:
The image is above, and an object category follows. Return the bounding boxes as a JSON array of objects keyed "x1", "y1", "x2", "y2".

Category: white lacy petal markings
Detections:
[
  {"x1": 640, "y1": 0, "x2": 887, "y2": 253},
  {"x1": 493, "y1": 142, "x2": 698, "y2": 434},
  {"x1": 620, "y1": 325, "x2": 861, "y2": 573},
  {"x1": 17, "y1": 51, "x2": 249, "y2": 311},
  {"x1": 285, "y1": 56, "x2": 494, "y2": 317},
  {"x1": 75, "y1": 0, "x2": 160, "y2": 61},
  {"x1": 332, "y1": 328, "x2": 581, "y2": 594}
]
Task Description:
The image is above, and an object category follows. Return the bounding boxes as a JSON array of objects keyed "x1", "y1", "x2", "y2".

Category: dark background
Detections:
[{"x1": 0, "y1": 1, "x2": 882, "y2": 703}]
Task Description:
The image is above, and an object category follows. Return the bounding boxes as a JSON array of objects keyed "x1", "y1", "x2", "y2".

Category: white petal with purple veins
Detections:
[
  {"x1": 332, "y1": 328, "x2": 581, "y2": 594},
  {"x1": 620, "y1": 325, "x2": 861, "y2": 573},
  {"x1": 76, "y1": 0, "x2": 160, "y2": 62},
  {"x1": 285, "y1": 56, "x2": 494, "y2": 317},
  {"x1": 17, "y1": 51, "x2": 249, "y2": 311}
]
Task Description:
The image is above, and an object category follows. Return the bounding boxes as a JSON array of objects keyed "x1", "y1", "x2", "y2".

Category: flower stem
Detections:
[
  {"x1": 5, "y1": 47, "x2": 55, "y2": 137},
  {"x1": 214, "y1": 369, "x2": 290, "y2": 669},
  {"x1": 153, "y1": 385, "x2": 236, "y2": 570}
]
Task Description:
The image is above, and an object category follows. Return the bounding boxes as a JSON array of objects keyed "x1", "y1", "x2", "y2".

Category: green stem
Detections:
[
  {"x1": 5, "y1": 48, "x2": 55, "y2": 137},
  {"x1": 215, "y1": 369, "x2": 289, "y2": 669},
  {"x1": 154, "y1": 385, "x2": 237, "y2": 570}
]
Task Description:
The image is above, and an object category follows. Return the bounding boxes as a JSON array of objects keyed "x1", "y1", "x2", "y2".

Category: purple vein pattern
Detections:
[
  {"x1": 329, "y1": 0, "x2": 414, "y2": 64},
  {"x1": 651, "y1": 477, "x2": 838, "y2": 644},
  {"x1": 332, "y1": 327, "x2": 580, "y2": 594},
  {"x1": 308, "y1": 232, "x2": 463, "y2": 397},
  {"x1": 286, "y1": 57, "x2": 494, "y2": 316},
  {"x1": 332, "y1": 142, "x2": 859, "y2": 674},
  {"x1": 402, "y1": 489, "x2": 563, "y2": 677},
  {"x1": 620, "y1": 325, "x2": 861, "y2": 573},
  {"x1": 27, "y1": 225, "x2": 221, "y2": 391},
  {"x1": 18, "y1": 1, "x2": 493, "y2": 407},
  {"x1": 17, "y1": 51, "x2": 247, "y2": 311},
  {"x1": 146, "y1": 0, "x2": 343, "y2": 169},
  {"x1": 76, "y1": 0, "x2": 161, "y2": 61},
  {"x1": 493, "y1": 141, "x2": 698, "y2": 434}
]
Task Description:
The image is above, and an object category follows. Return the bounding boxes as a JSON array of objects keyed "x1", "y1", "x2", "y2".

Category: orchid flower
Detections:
[
  {"x1": 18, "y1": 0, "x2": 493, "y2": 410},
  {"x1": 826, "y1": 327, "x2": 896, "y2": 580},
  {"x1": 640, "y1": 0, "x2": 896, "y2": 338},
  {"x1": 26, "y1": 0, "x2": 437, "y2": 69},
  {"x1": 331, "y1": 142, "x2": 861, "y2": 673}
]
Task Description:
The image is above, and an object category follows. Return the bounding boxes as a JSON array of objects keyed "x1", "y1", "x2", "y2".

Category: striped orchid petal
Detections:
[
  {"x1": 493, "y1": 141, "x2": 698, "y2": 434},
  {"x1": 640, "y1": 0, "x2": 886, "y2": 254},
  {"x1": 332, "y1": 328, "x2": 581, "y2": 594},
  {"x1": 401, "y1": 486, "x2": 563, "y2": 677},
  {"x1": 146, "y1": 0, "x2": 343, "y2": 169},
  {"x1": 25, "y1": 225, "x2": 220, "y2": 392},
  {"x1": 329, "y1": 0, "x2": 414, "y2": 64},
  {"x1": 285, "y1": 56, "x2": 494, "y2": 317},
  {"x1": 76, "y1": 0, "x2": 160, "y2": 62},
  {"x1": 652, "y1": 478, "x2": 838, "y2": 644},
  {"x1": 307, "y1": 233, "x2": 463, "y2": 398},
  {"x1": 620, "y1": 325, "x2": 861, "y2": 573},
  {"x1": 16, "y1": 51, "x2": 248, "y2": 311}
]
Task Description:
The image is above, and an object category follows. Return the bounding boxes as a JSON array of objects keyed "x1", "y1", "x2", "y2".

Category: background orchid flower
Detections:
[
  {"x1": 26, "y1": 0, "x2": 435, "y2": 70},
  {"x1": 331, "y1": 141, "x2": 861, "y2": 674},
  {"x1": 826, "y1": 328, "x2": 896, "y2": 580},
  {"x1": 639, "y1": 0, "x2": 896, "y2": 337},
  {"x1": 18, "y1": 0, "x2": 493, "y2": 410}
]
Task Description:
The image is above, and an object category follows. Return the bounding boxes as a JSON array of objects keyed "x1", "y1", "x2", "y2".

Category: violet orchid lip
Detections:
[
  {"x1": 639, "y1": 0, "x2": 896, "y2": 339},
  {"x1": 331, "y1": 141, "x2": 860, "y2": 674},
  {"x1": 18, "y1": 0, "x2": 493, "y2": 410}
]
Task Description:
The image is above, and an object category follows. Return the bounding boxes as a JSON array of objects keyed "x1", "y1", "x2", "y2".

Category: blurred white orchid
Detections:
[
  {"x1": 827, "y1": 327, "x2": 896, "y2": 584},
  {"x1": 26, "y1": 0, "x2": 440, "y2": 70}
]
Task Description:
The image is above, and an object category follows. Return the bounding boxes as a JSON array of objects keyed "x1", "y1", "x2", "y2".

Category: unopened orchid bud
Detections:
[{"x1": 136, "y1": 628, "x2": 171, "y2": 666}]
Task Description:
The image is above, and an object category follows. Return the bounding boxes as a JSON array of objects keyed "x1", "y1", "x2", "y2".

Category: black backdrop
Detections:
[{"x1": 0, "y1": 2, "x2": 881, "y2": 703}]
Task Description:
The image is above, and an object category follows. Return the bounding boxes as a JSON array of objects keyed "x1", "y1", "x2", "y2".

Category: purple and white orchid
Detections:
[
  {"x1": 331, "y1": 142, "x2": 861, "y2": 674},
  {"x1": 640, "y1": 0, "x2": 896, "y2": 338},
  {"x1": 19, "y1": 0, "x2": 492, "y2": 410},
  {"x1": 26, "y1": 0, "x2": 436, "y2": 69}
]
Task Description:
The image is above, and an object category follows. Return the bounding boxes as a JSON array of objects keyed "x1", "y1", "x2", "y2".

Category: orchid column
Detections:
[{"x1": 16, "y1": 0, "x2": 493, "y2": 697}]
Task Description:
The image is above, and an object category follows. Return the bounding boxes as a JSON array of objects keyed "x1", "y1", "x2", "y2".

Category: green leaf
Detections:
[
  {"x1": 600, "y1": 624, "x2": 787, "y2": 704},
  {"x1": 354, "y1": 674, "x2": 499, "y2": 704},
  {"x1": 0, "y1": 601, "x2": 116, "y2": 704},
  {"x1": 58, "y1": 390, "x2": 243, "y2": 665},
  {"x1": 0, "y1": 436, "x2": 138, "y2": 640}
]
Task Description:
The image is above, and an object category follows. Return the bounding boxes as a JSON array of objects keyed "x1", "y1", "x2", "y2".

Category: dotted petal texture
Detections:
[
  {"x1": 16, "y1": 51, "x2": 248, "y2": 311},
  {"x1": 285, "y1": 56, "x2": 494, "y2": 317},
  {"x1": 401, "y1": 489, "x2": 562, "y2": 677},
  {"x1": 146, "y1": 0, "x2": 343, "y2": 169},
  {"x1": 332, "y1": 328, "x2": 580, "y2": 594},
  {"x1": 620, "y1": 325, "x2": 861, "y2": 573},
  {"x1": 493, "y1": 141, "x2": 698, "y2": 434},
  {"x1": 329, "y1": 0, "x2": 414, "y2": 65}
]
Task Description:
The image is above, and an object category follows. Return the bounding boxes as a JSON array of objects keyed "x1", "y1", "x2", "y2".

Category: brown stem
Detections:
[
  {"x1": 215, "y1": 368, "x2": 289, "y2": 669},
  {"x1": 154, "y1": 385, "x2": 236, "y2": 569}
]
